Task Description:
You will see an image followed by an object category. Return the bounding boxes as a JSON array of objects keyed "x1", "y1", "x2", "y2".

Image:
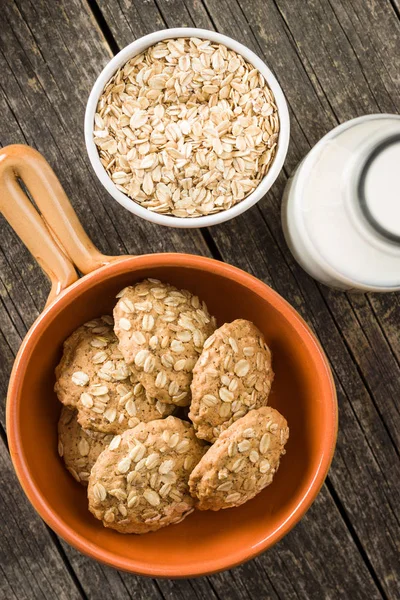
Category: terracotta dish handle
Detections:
[{"x1": 0, "y1": 145, "x2": 118, "y2": 306}]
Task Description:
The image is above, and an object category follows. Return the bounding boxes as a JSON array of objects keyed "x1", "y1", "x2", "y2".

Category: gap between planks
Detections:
[
  {"x1": 325, "y1": 478, "x2": 388, "y2": 600},
  {"x1": 1, "y1": 0, "x2": 396, "y2": 597}
]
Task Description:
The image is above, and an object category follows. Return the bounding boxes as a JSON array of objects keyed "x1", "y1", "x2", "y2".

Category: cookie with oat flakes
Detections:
[
  {"x1": 189, "y1": 319, "x2": 274, "y2": 443},
  {"x1": 113, "y1": 279, "x2": 217, "y2": 407},
  {"x1": 55, "y1": 316, "x2": 115, "y2": 408},
  {"x1": 55, "y1": 317, "x2": 173, "y2": 434},
  {"x1": 88, "y1": 416, "x2": 207, "y2": 533},
  {"x1": 57, "y1": 407, "x2": 113, "y2": 486},
  {"x1": 189, "y1": 406, "x2": 288, "y2": 510}
]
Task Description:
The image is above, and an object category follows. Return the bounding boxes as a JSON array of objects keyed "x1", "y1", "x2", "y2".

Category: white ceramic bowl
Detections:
[{"x1": 85, "y1": 28, "x2": 290, "y2": 228}]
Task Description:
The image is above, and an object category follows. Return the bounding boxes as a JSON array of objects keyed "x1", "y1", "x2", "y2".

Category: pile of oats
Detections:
[{"x1": 94, "y1": 37, "x2": 279, "y2": 218}]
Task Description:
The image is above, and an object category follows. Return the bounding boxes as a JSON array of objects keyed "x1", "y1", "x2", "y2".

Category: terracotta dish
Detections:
[{"x1": 1, "y1": 145, "x2": 337, "y2": 577}]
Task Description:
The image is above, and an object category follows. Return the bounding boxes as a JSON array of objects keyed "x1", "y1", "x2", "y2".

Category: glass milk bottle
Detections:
[{"x1": 282, "y1": 114, "x2": 400, "y2": 292}]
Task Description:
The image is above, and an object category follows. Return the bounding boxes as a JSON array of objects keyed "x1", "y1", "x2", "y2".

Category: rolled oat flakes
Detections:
[{"x1": 94, "y1": 37, "x2": 279, "y2": 217}]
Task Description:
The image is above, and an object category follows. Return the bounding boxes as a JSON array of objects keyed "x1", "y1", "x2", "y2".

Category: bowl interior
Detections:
[
  {"x1": 10, "y1": 256, "x2": 335, "y2": 576},
  {"x1": 84, "y1": 28, "x2": 290, "y2": 228}
]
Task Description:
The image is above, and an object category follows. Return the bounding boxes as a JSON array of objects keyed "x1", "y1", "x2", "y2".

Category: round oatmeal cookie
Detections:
[
  {"x1": 55, "y1": 316, "x2": 115, "y2": 408},
  {"x1": 188, "y1": 319, "x2": 274, "y2": 442},
  {"x1": 189, "y1": 406, "x2": 289, "y2": 510},
  {"x1": 55, "y1": 317, "x2": 173, "y2": 434},
  {"x1": 57, "y1": 407, "x2": 113, "y2": 485},
  {"x1": 113, "y1": 279, "x2": 217, "y2": 406},
  {"x1": 88, "y1": 416, "x2": 207, "y2": 533}
]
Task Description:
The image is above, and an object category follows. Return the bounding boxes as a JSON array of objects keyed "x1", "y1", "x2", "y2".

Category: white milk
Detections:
[{"x1": 282, "y1": 114, "x2": 400, "y2": 291}]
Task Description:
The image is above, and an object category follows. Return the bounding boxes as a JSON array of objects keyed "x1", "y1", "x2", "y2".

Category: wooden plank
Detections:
[
  {"x1": 207, "y1": 185, "x2": 400, "y2": 597},
  {"x1": 155, "y1": 576, "x2": 220, "y2": 600},
  {"x1": 266, "y1": 0, "x2": 400, "y2": 434},
  {"x1": 0, "y1": 0, "x2": 212, "y2": 416},
  {"x1": 278, "y1": 0, "x2": 400, "y2": 115},
  {"x1": 198, "y1": 1, "x2": 400, "y2": 596},
  {"x1": 199, "y1": 1, "x2": 400, "y2": 594},
  {"x1": 209, "y1": 485, "x2": 386, "y2": 600},
  {"x1": 0, "y1": 0, "x2": 210, "y2": 302},
  {"x1": 268, "y1": 0, "x2": 400, "y2": 375},
  {"x1": 152, "y1": 0, "x2": 213, "y2": 29},
  {"x1": 0, "y1": 0, "x2": 398, "y2": 598},
  {"x1": 60, "y1": 541, "x2": 165, "y2": 600},
  {"x1": 95, "y1": 0, "x2": 400, "y2": 596},
  {"x1": 0, "y1": 436, "x2": 84, "y2": 600},
  {"x1": 0, "y1": 299, "x2": 24, "y2": 427},
  {"x1": 368, "y1": 293, "x2": 400, "y2": 364},
  {"x1": 91, "y1": 4, "x2": 392, "y2": 598},
  {"x1": 61, "y1": 485, "x2": 381, "y2": 600},
  {"x1": 324, "y1": 289, "x2": 400, "y2": 448},
  {"x1": 0, "y1": 3, "x2": 205, "y2": 600},
  {"x1": 251, "y1": 486, "x2": 383, "y2": 600}
]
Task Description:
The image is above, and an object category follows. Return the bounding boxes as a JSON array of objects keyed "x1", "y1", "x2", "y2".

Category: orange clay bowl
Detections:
[{"x1": 1, "y1": 145, "x2": 337, "y2": 578}]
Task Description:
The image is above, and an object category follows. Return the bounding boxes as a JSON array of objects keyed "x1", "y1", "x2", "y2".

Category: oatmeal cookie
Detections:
[
  {"x1": 88, "y1": 416, "x2": 207, "y2": 533},
  {"x1": 114, "y1": 279, "x2": 216, "y2": 406},
  {"x1": 55, "y1": 316, "x2": 115, "y2": 408},
  {"x1": 189, "y1": 319, "x2": 274, "y2": 442},
  {"x1": 189, "y1": 407, "x2": 288, "y2": 510},
  {"x1": 57, "y1": 407, "x2": 113, "y2": 485},
  {"x1": 55, "y1": 317, "x2": 173, "y2": 434}
]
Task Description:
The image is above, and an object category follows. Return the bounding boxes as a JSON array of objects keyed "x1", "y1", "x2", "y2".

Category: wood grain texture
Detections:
[
  {"x1": 188, "y1": 1, "x2": 400, "y2": 595},
  {"x1": 0, "y1": 2, "x2": 203, "y2": 600},
  {"x1": 60, "y1": 484, "x2": 382, "y2": 600},
  {"x1": 96, "y1": 0, "x2": 400, "y2": 596},
  {"x1": 0, "y1": 0, "x2": 399, "y2": 598},
  {"x1": 0, "y1": 0, "x2": 211, "y2": 413},
  {"x1": 0, "y1": 436, "x2": 84, "y2": 600}
]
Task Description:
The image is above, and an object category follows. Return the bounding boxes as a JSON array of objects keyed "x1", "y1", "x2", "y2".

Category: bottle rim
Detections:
[{"x1": 357, "y1": 133, "x2": 400, "y2": 245}]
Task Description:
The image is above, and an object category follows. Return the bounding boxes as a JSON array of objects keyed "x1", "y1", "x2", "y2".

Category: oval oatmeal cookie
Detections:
[
  {"x1": 88, "y1": 416, "x2": 207, "y2": 533},
  {"x1": 55, "y1": 316, "x2": 115, "y2": 408},
  {"x1": 189, "y1": 406, "x2": 289, "y2": 510},
  {"x1": 113, "y1": 279, "x2": 216, "y2": 406},
  {"x1": 55, "y1": 317, "x2": 173, "y2": 434},
  {"x1": 57, "y1": 407, "x2": 113, "y2": 485},
  {"x1": 188, "y1": 319, "x2": 274, "y2": 442}
]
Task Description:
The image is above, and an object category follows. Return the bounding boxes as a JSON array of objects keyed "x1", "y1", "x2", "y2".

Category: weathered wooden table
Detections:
[{"x1": 1, "y1": 1, "x2": 399, "y2": 598}]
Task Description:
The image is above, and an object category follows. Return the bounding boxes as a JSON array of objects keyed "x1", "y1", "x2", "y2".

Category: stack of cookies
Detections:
[{"x1": 55, "y1": 279, "x2": 289, "y2": 534}]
